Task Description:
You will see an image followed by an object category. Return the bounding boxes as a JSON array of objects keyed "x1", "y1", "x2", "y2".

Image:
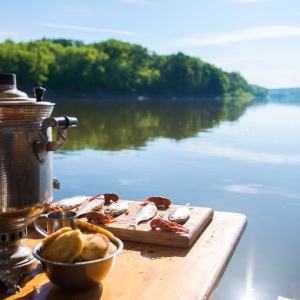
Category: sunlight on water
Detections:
[
  {"x1": 242, "y1": 254, "x2": 255, "y2": 300},
  {"x1": 53, "y1": 98, "x2": 300, "y2": 300}
]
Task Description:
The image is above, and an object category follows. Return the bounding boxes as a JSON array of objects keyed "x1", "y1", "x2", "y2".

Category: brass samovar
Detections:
[{"x1": 0, "y1": 73, "x2": 77, "y2": 294}]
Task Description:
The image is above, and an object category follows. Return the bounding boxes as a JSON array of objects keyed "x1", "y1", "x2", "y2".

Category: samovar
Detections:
[{"x1": 0, "y1": 73, "x2": 77, "y2": 294}]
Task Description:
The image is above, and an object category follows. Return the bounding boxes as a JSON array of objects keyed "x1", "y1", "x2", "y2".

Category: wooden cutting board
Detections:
[{"x1": 80, "y1": 200, "x2": 214, "y2": 248}]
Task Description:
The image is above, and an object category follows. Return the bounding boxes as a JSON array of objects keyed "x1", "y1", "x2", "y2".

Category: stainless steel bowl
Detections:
[{"x1": 32, "y1": 237, "x2": 123, "y2": 289}]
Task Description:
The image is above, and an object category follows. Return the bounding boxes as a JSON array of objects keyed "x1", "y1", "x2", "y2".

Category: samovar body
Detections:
[
  {"x1": 0, "y1": 99, "x2": 55, "y2": 229},
  {"x1": 0, "y1": 73, "x2": 77, "y2": 294}
]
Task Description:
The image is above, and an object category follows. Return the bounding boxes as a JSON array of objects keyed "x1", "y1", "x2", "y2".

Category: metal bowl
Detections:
[{"x1": 32, "y1": 237, "x2": 123, "y2": 289}]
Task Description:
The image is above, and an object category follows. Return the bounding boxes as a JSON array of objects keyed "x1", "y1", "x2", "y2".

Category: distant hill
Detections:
[{"x1": 268, "y1": 88, "x2": 300, "y2": 102}]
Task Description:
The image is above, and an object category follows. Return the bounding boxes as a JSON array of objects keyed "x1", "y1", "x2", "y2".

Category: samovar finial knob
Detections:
[{"x1": 33, "y1": 86, "x2": 46, "y2": 102}]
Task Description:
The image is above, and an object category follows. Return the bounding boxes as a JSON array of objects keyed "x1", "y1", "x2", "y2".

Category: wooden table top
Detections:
[{"x1": 0, "y1": 211, "x2": 247, "y2": 300}]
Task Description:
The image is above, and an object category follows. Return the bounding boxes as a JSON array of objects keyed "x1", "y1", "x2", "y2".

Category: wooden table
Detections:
[{"x1": 0, "y1": 211, "x2": 247, "y2": 300}]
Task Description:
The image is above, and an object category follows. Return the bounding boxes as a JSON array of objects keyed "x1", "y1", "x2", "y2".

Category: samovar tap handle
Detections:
[{"x1": 34, "y1": 116, "x2": 78, "y2": 163}]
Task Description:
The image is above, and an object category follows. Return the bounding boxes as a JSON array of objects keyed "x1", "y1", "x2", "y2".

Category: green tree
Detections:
[
  {"x1": 0, "y1": 38, "x2": 267, "y2": 99},
  {"x1": 201, "y1": 64, "x2": 229, "y2": 97}
]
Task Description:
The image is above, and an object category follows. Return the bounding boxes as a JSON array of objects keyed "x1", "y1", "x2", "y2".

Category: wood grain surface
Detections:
[
  {"x1": 1, "y1": 211, "x2": 247, "y2": 300},
  {"x1": 79, "y1": 200, "x2": 214, "y2": 248}
]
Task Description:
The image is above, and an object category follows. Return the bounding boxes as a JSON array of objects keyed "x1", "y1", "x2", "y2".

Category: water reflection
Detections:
[
  {"x1": 182, "y1": 143, "x2": 300, "y2": 165},
  {"x1": 50, "y1": 96, "x2": 300, "y2": 300},
  {"x1": 53, "y1": 97, "x2": 266, "y2": 151}
]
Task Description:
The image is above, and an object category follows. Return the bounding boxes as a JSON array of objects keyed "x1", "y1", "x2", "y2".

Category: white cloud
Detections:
[
  {"x1": 180, "y1": 26, "x2": 300, "y2": 46},
  {"x1": 0, "y1": 31, "x2": 18, "y2": 35},
  {"x1": 35, "y1": 22, "x2": 140, "y2": 37},
  {"x1": 221, "y1": 183, "x2": 300, "y2": 199},
  {"x1": 119, "y1": 178, "x2": 147, "y2": 185},
  {"x1": 182, "y1": 143, "x2": 300, "y2": 165},
  {"x1": 223, "y1": 184, "x2": 265, "y2": 194}
]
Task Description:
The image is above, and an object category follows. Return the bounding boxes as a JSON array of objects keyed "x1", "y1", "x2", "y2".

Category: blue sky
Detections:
[{"x1": 1, "y1": 0, "x2": 299, "y2": 89}]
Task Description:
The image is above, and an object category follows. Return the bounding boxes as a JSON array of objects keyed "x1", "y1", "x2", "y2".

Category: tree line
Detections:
[
  {"x1": 53, "y1": 97, "x2": 265, "y2": 151},
  {"x1": 0, "y1": 38, "x2": 268, "y2": 99}
]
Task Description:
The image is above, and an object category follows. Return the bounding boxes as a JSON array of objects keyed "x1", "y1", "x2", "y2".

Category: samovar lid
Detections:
[
  {"x1": 0, "y1": 73, "x2": 29, "y2": 99},
  {"x1": 0, "y1": 73, "x2": 54, "y2": 122},
  {"x1": 0, "y1": 73, "x2": 54, "y2": 107}
]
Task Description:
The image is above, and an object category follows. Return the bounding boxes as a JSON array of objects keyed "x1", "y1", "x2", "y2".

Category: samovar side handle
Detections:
[{"x1": 34, "y1": 116, "x2": 78, "y2": 162}]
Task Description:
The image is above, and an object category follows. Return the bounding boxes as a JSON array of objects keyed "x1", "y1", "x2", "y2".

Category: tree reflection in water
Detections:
[{"x1": 53, "y1": 97, "x2": 266, "y2": 151}]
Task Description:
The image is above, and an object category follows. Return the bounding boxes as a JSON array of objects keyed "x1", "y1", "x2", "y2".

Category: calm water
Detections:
[{"x1": 52, "y1": 96, "x2": 300, "y2": 300}]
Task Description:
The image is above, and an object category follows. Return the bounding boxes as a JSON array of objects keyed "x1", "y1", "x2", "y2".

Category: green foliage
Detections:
[
  {"x1": 53, "y1": 97, "x2": 267, "y2": 151},
  {"x1": 0, "y1": 38, "x2": 267, "y2": 99}
]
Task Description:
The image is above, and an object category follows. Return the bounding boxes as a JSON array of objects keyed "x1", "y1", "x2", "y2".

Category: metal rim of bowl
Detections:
[{"x1": 32, "y1": 236, "x2": 123, "y2": 266}]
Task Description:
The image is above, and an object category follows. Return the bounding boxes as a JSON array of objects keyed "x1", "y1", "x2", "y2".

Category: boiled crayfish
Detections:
[
  {"x1": 46, "y1": 204, "x2": 62, "y2": 212},
  {"x1": 140, "y1": 196, "x2": 171, "y2": 208},
  {"x1": 150, "y1": 218, "x2": 190, "y2": 233},
  {"x1": 86, "y1": 211, "x2": 117, "y2": 224},
  {"x1": 89, "y1": 193, "x2": 119, "y2": 204}
]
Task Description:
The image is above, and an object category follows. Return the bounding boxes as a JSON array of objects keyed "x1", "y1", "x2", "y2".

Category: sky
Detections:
[{"x1": 1, "y1": 0, "x2": 299, "y2": 89}]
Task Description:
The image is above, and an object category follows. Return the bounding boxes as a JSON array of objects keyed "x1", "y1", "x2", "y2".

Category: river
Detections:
[{"x1": 52, "y1": 95, "x2": 300, "y2": 299}]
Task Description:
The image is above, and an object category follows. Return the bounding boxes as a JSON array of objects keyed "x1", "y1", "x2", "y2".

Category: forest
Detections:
[
  {"x1": 52, "y1": 97, "x2": 266, "y2": 151},
  {"x1": 0, "y1": 38, "x2": 268, "y2": 99}
]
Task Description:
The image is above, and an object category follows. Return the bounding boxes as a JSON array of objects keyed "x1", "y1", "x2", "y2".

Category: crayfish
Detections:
[
  {"x1": 150, "y1": 218, "x2": 190, "y2": 234},
  {"x1": 140, "y1": 196, "x2": 171, "y2": 208},
  {"x1": 86, "y1": 211, "x2": 117, "y2": 224},
  {"x1": 88, "y1": 193, "x2": 119, "y2": 204}
]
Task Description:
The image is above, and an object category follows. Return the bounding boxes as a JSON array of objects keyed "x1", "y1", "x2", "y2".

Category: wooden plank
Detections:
[
  {"x1": 2, "y1": 211, "x2": 247, "y2": 300},
  {"x1": 79, "y1": 200, "x2": 214, "y2": 248}
]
